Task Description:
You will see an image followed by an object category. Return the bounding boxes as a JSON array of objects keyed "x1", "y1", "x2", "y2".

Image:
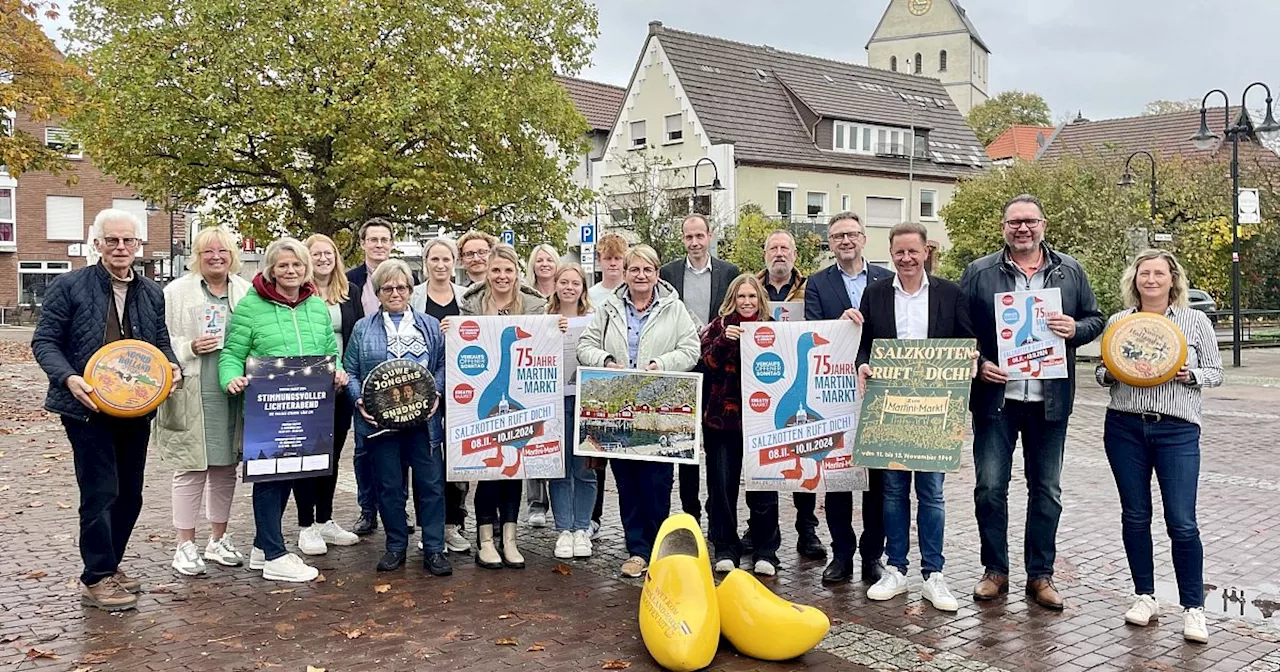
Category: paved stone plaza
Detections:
[{"x1": 2, "y1": 331, "x2": 1279, "y2": 671}]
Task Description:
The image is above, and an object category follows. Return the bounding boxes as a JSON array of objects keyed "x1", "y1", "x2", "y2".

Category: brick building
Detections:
[{"x1": 1, "y1": 110, "x2": 187, "y2": 313}]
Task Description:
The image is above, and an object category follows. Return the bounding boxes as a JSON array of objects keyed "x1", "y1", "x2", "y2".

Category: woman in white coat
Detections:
[
  {"x1": 153, "y1": 226, "x2": 252, "y2": 576},
  {"x1": 576, "y1": 244, "x2": 700, "y2": 578}
]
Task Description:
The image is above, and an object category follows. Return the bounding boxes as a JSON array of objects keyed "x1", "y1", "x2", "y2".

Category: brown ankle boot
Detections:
[
  {"x1": 81, "y1": 577, "x2": 138, "y2": 611},
  {"x1": 973, "y1": 572, "x2": 1009, "y2": 600},
  {"x1": 1026, "y1": 577, "x2": 1064, "y2": 610},
  {"x1": 113, "y1": 570, "x2": 141, "y2": 594}
]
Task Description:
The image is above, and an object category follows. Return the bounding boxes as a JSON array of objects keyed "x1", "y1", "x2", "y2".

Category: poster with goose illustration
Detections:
[
  {"x1": 995, "y1": 288, "x2": 1067, "y2": 380},
  {"x1": 741, "y1": 320, "x2": 868, "y2": 493},
  {"x1": 445, "y1": 315, "x2": 565, "y2": 481}
]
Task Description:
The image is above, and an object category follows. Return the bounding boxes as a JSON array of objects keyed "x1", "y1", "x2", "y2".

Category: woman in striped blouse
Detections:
[{"x1": 1096, "y1": 249, "x2": 1223, "y2": 644}]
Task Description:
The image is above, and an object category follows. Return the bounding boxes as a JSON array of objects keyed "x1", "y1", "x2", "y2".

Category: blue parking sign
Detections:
[
  {"x1": 580, "y1": 224, "x2": 595, "y2": 244},
  {"x1": 501, "y1": 229, "x2": 515, "y2": 246}
]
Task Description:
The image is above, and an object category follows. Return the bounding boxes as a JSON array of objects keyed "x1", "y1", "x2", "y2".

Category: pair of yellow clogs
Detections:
[{"x1": 638, "y1": 514, "x2": 831, "y2": 671}]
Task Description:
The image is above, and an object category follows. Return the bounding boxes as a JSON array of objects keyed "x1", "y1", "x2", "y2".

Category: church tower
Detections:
[{"x1": 866, "y1": 0, "x2": 990, "y2": 115}]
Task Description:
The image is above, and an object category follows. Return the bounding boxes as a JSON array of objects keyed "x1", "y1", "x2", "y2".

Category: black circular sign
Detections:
[{"x1": 361, "y1": 359, "x2": 438, "y2": 429}]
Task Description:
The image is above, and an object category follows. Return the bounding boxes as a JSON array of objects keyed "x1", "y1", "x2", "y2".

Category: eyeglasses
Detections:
[
  {"x1": 461, "y1": 249, "x2": 490, "y2": 260},
  {"x1": 202, "y1": 248, "x2": 230, "y2": 257},
  {"x1": 379, "y1": 285, "x2": 412, "y2": 295},
  {"x1": 102, "y1": 237, "x2": 140, "y2": 249},
  {"x1": 311, "y1": 250, "x2": 335, "y2": 258},
  {"x1": 627, "y1": 267, "x2": 656, "y2": 276},
  {"x1": 364, "y1": 237, "x2": 392, "y2": 245},
  {"x1": 1002, "y1": 218, "x2": 1045, "y2": 230},
  {"x1": 829, "y1": 231, "x2": 865, "y2": 242}
]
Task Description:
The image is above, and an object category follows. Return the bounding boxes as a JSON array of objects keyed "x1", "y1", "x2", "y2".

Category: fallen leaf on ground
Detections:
[
  {"x1": 147, "y1": 534, "x2": 164, "y2": 542},
  {"x1": 338, "y1": 627, "x2": 363, "y2": 640},
  {"x1": 306, "y1": 667, "x2": 326, "y2": 672},
  {"x1": 527, "y1": 643, "x2": 546, "y2": 652},
  {"x1": 71, "y1": 667, "x2": 92, "y2": 672},
  {"x1": 334, "y1": 578, "x2": 345, "y2": 587},
  {"x1": 25, "y1": 490, "x2": 40, "y2": 494},
  {"x1": 35, "y1": 468, "x2": 50, "y2": 474},
  {"x1": 274, "y1": 623, "x2": 295, "y2": 634},
  {"x1": 602, "y1": 660, "x2": 631, "y2": 670},
  {"x1": 42, "y1": 453, "x2": 59, "y2": 458},
  {"x1": 498, "y1": 613, "x2": 515, "y2": 620},
  {"x1": 495, "y1": 638, "x2": 518, "y2": 646},
  {"x1": 0, "y1": 485, "x2": 8, "y2": 492},
  {"x1": 438, "y1": 596, "x2": 454, "y2": 604},
  {"x1": 25, "y1": 648, "x2": 58, "y2": 660},
  {"x1": 904, "y1": 605, "x2": 926, "y2": 617},
  {"x1": 401, "y1": 597, "x2": 416, "y2": 608},
  {"x1": 552, "y1": 563, "x2": 572, "y2": 575},
  {"x1": 917, "y1": 650, "x2": 935, "y2": 662},
  {"x1": 267, "y1": 588, "x2": 295, "y2": 595},
  {"x1": 28, "y1": 501, "x2": 43, "y2": 508},
  {"x1": 56, "y1": 502, "x2": 71, "y2": 509},
  {"x1": 25, "y1": 569, "x2": 48, "y2": 579},
  {"x1": 313, "y1": 573, "x2": 326, "y2": 583},
  {"x1": 374, "y1": 583, "x2": 391, "y2": 594}
]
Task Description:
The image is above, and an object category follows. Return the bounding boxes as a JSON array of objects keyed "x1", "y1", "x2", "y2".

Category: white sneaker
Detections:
[
  {"x1": 317, "y1": 520, "x2": 359, "y2": 546},
  {"x1": 753, "y1": 559, "x2": 776, "y2": 577},
  {"x1": 249, "y1": 547, "x2": 265, "y2": 571},
  {"x1": 1124, "y1": 594, "x2": 1159, "y2": 626},
  {"x1": 172, "y1": 540, "x2": 207, "y2": 576},
  {"x1": 444, "y1": 525, "x2": 471, "y2": 553},
  {"x1": 572, "y1": 530, "x2": 592, "y2": 558},
  {"x1": 867, "y1": 566, "x2": 909, "y2": 601},
  {"x1": 714, "y1": 558, "x2": 736, "y2": 573},
  {"x1": 204, "y1": 534, "x2": 245, "y2": 567},
  {"x1": 589, "y1": 520, "x2": 602, "y2": 540},
  {"x1": 1183, "y1": 607, "x2": 1208, "y2": 644},
  {"x1": 298, "y1": 526, "x2": 327, "y2": 556},
  {"x1": 922, "y1": 572, "x2": 959, "y2": 612},
  {"x1": 529, "y1": 511, "x2": 547, "y2": 527},
  {"x1": 262, "y1": 553, "x2": 319, "y2": 583},
  {"x1": 554, "y1": 530, "x2": 575, "y2": 559}
]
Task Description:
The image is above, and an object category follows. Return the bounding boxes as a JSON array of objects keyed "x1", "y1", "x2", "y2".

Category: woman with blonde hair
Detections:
[
  {"x1": 546, "y1": 263, "x2": 597, "y2": 559},
  {"x1": 154, "y1": 226, "x2": 253, "y2": 576},
  {"x1": 286, "y1": 234, "x2": 361, "y2": 556},
  {"x1": 1096, "y1": 249, "x2": 1222, "y2": 643}
]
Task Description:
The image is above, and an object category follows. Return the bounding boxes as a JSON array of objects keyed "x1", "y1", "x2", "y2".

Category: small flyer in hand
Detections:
[
  {"x1": 198, "y1": 303, "x2": 229, "y2": 349},
  {"x1": 994, "y1": 288, "x2": 1067, "y2": 380}
]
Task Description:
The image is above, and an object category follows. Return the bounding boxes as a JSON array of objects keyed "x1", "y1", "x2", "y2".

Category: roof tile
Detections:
[{"x1": 556, "y1": 75, "x2": 626, "y2": 133}]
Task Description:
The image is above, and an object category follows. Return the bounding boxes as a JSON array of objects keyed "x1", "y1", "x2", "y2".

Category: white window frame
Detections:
[
  {"x1": 44, "y1": 127, "x2": 83, "y2": 159},
  {"x1": 840, "y1": 194, "x2": 851, "y2": 211},
  {"x1": 45, "y1": 195, "x2": 84, "y2": 241},
  {"x1": 663, "y1": 113, "x2": 683, "y2": 144},
  {"x1": 919, "y1": 189, "x2": 939, "y2": 221},
  {"x1": 0, "y1": 180, "x2": 15, "y2": 249},
  {"x1": 776, "y1": 187, "x2": 795, "y2": 218},
  {"x1": 18, "y1": 261, "x2": 73, "y2": 305},
  {"x1": 805, "y1": 191, "x2": 828, "y2": 218},
  {"x1": 629, "y1": 120, "x2": 647, "y2": 149},
  {"x1": 864, "y1": 195, "x2": 906, "y2": 229}
]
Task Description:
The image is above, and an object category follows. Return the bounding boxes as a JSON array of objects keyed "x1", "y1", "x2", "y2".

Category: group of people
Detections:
[{"x1": 34, "y1": 195, "x2": 1222, "y2": 644}]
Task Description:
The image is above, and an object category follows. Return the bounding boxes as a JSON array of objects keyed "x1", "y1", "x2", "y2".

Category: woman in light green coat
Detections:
[{"x1": 154, "y1": 227, "x2": 253, "y2": 577}]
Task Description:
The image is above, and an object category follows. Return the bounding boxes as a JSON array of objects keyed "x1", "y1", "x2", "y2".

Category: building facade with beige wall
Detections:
[{"x1": 865, "y1": 0, "x2": 991, "y2": 116}]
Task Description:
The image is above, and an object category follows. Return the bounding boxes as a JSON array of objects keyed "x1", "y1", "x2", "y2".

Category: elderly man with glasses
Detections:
[
  {"x1": 959, "y1": 193, "x2": 1104, "y2": 610},
  {"x1": 33, "y1": 209, "x2": 181, "y2": 611}
]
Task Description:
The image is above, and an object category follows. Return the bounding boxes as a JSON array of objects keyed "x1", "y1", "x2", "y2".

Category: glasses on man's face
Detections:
[
  {"x1": 379, "y1": 284, "x2": 412, "y2": 295},
  {"x1": 364, "y1": 237, "x2": 392, "y2": 246},
  {"x1": 461, "y1": 249, "x2": 490, "y2": 260},
  {"x1": 829, "y1": 231, "x2": 864, "y2": 242},
  {"x1": 1003, "y1": 218, "x2": 1045, "y2": 231},
  {"x1": 102, "y1": 237, "x2": 140, "y2": 249}
]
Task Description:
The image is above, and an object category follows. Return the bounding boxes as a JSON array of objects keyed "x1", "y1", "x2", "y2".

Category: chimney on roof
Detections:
[
  {"x1": 1071, "y1": 110, "x2": 1089, "y2": 124},
  {"x1": 649, "y1": 21, "x2": 663, "y2": 35},
  {"x1": 764, "y1": 45, "x2": 775, "y2": 52}
]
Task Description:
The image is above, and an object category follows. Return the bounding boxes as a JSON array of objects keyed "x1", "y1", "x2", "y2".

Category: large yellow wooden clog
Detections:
[
  {"x1": 716, "y1": 569, "x2": 830, "y2": 661},
  {"x1": 639, "y1": 513, "x2": 720, "y2": 672}
]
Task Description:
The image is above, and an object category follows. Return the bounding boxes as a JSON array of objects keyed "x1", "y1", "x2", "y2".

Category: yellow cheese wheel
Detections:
[
  {"x1": 1101, "y1": 313, "x2": 1188, "y2": 388},
  {"x1": 84, "y1": 339, "x2": 173, "y2": 418}
]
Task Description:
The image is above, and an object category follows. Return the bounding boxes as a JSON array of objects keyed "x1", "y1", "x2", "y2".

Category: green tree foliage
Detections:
[
  {"x1": 66, "y1": 0, "x2": 598, "y2": 253},
  {"x1": 967, "y1": 90, "x2": 1053, "y2": 146},
  {"x1": 941, "y1": 151, "x2": 1280, "y2": 314},
  {"x1": 0, "y1": 0, "x2": 85, "y2": 177},
  {"x1": 722, "y1": 203, "x2": 824, "y2": 276},
  {"x1": 600, "y1": 147, "x2": 700, "y2": 262}
]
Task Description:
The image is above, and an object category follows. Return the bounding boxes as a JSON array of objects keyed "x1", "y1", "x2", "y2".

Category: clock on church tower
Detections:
[{"x1": 908, "y1": 0, "x2": 932, "y2": 15}]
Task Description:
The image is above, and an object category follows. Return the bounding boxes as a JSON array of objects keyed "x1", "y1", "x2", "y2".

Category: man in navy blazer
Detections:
[{"x1": 803, "y1": 211, "x2": 893, "y2": 584}]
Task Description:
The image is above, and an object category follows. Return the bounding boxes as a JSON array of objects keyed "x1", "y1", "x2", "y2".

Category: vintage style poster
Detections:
[
  {"x1": 241, "y1": 355, "x2": 336, "y2": 482},
  {"x1": 445, "y1": 315, "x2": 564, "y2": 481},
  {"x1": 769, "y1": 301, "x2": 805, "y2": 322},
  {"x1": 573, "y1": 368, "x2": 702, "y2": 465},
  {"x1": 853, "y1": 338, "x2": 975, "y2": 472},
  {"x1": 740, "y1": 320, "x2": 868, "y2": 493},
  {"x1": 995, "y1": 288, "x2": 1067, "y2": 380}
]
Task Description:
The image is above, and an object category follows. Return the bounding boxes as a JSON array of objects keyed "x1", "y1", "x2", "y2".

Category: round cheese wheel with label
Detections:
[
  {"x1": 1101, "y1": 312, "x2": 1188, "y2": 387},
  {"x1": 84, "y1": 339, "x2": 174, "y2": 417}
]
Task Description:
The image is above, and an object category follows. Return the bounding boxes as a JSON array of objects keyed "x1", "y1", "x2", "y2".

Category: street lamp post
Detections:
[
  {"x1": 1119, "y1": 150, "x2": 1158, "y2": 228},
  {"x1": 1190, "y1": 83, "x2": 1280, "y2": 367},
  {"x1": 690, "y1": 157, "x2": 724, "y2": 214}
]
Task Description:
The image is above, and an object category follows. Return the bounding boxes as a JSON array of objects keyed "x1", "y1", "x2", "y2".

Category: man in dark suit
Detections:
[
  {"x1": 659, "y1": 213, "x2": 740, "y2": 523},
  {"x1": 855, "y1": 222, "x2": 973, "y2": 612},
  {"x1": 803, "y1": 211, "x2": 893, "y2": 584}
]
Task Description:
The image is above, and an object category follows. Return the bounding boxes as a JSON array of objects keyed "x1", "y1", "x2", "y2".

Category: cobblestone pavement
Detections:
[{"x1": 2, "y1": 332, "x2": 1280, "y2": 671}]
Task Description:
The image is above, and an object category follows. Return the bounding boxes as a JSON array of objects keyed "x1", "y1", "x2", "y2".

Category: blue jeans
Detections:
[
  {"x1": 549, "y1": 396, "x2": 597, "y2": 532},
  {"x1": 1104, "y1": 410, "x2": 1203, "y2": 608},
  {"x1": 612, "y1": 459, "x2": 673, "y2": 558},
  {"x1": 370, "y1": 429, "x2": 445, "y2": 554},
  {"x1": 972, "y1": 400, "x2": 1067, "y2": 579},
  {"x1": 252, "y1": 480, "x2": 293, "y2": 561},
  {"x1": 882, "y1": 470, "x2": 945, "y2": 575},
  {"x1": 354, "y1": 432, "x2": 376, "y2": 518}
]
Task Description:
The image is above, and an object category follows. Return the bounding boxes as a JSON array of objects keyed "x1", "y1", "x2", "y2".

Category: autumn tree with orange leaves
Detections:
[{"x1": 0, "y1": 0, "x2": 84, "y2": 176}]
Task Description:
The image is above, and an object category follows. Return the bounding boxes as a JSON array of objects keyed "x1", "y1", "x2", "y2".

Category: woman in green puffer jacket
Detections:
[{"x1": 219, "y1": 237, "x2": 345, "y2": 583}]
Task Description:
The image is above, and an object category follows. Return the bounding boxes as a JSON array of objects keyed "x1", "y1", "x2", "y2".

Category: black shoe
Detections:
[
  {"x1": 376, "y1": 550, "x2": 406, "y2": 572},
  {"x1": 861, "y1": 559, "x2": 885, "y2": 584},
  {"x1": 353, "y1": 514, "x2": 378, "y2": 536},
  {"x1": 796, "y1": 531, "x2": 827, "y2": 560},
  {"x1": 424, "y1": 552, "x2": 453, "y2": 577},
  {"x1": 822, "y1": 557, "x2": 854, "y2": 584}
]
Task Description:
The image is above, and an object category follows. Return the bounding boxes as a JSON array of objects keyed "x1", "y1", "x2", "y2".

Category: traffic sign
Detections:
[
  {"x1": 581, "y1": 242, "x2": 596, "y2": 279},
  {"x1": 501, "y1": 229, "x2": 515, "y2": 246},
  {"x1": 1239, "y1": 188, "x2": 1260, "y2": 224},
  {"x1": 1153, "y1": 233, "x2": 1173, "y2": 243},
  {"x1": 580, "y1": 223, "x2": 596, "y2": 244}
]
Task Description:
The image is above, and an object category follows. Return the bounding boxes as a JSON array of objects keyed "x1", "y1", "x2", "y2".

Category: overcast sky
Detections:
[{"x1": 580, "y1": 0, "x2": 1280, "y2": 121}]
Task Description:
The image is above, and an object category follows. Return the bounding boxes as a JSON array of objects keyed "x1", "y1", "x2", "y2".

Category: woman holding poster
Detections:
[
  {"x1": 345, "y1": 259, "x2": 452, "y2": 577},
  {"x1": 449, "y1": 244, "x2": 548, "y2": 570},
  {"x1": 154, "y1": 226, "x2": 253, "y2": 577},
  {"x1": 546, "y1": 263, "x2": 597, "y2": 560},
  {"x1": 699, "y1": 274, "x2": 782, "y2": 577},
  {"x1": 577, "y1": 245, "x2": 701, "y2": 578},
  {"x1": 1096, "y1": 250, "x2": 1222, "y2": 644},
  {"x1": 219, "y1": 238, "x2": 344, "y2": 583}
]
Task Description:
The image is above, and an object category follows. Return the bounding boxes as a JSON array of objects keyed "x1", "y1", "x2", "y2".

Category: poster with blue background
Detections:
[{"x1": 241, "y1": 355, "x2": 336, "y2": 483}]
